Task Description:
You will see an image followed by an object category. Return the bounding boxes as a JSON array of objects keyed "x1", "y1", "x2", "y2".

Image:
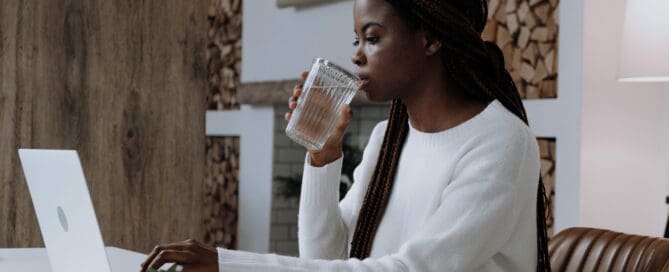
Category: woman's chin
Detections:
[
  {"x1": 362, "y1": 91, "x2": 378, "y2": 102},
  {"x1": 362, "y1": 90, "x2": 391, "y2": 103}
]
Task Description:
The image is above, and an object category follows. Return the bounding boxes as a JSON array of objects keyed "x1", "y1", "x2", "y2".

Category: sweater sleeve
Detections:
[
  {"x1": 296, "y1": 155, "x2": 348, "y2": 259},
  {"x1": 217, "y1": 125, "x2": 540, "y2": 271},
  {"x1": 297, "y1": 121, "x2": 387, "y2": 260}
]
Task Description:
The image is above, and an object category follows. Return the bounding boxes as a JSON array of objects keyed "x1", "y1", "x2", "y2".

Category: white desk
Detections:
[{"x1": 0, "y1": 246, "x2": 147, "y2": 271}]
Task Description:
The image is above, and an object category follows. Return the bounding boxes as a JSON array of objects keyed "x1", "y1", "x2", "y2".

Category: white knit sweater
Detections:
[{"x1": 218, "y1": 100, "x2": 540, "y2": 271}]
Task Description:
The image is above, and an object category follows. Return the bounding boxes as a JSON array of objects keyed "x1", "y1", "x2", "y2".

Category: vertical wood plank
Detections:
[{"x1": 0, "y1": 0, "x2": 207, "y2": 253}]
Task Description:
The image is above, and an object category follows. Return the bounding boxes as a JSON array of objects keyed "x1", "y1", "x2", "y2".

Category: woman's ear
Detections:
[
  {"x1": 420, "y1": 33, "x2": 442, "y2": 56},
  {"x1": 426, "y1": 40, "x2": 442, "y2": 56}
]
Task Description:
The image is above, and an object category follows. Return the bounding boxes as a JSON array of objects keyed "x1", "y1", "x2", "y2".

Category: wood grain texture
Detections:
[
  {"x1": 276, "y1": 0, "x2": 348, "y2": 9},
  {"x1": 236, "y1": 79, "x2": 382, "y2": 106},
  {"x1": 0, "y1": 0, "x2": 207, "y2": 253}
]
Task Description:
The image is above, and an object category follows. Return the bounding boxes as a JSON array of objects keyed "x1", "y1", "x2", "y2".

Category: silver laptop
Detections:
[{"x1": 18, "y1": 149, "x2": 146, "y2": 272}]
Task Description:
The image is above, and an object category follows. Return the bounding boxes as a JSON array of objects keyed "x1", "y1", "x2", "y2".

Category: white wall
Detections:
[
  {"x1": 242, "y1": 0, "x2": 356, "y2": 82},
  {"x1": 523, "y1": 0, "x2": 584, "y2": 233},
  {"x1": 581, "y1": 0, "x2": 669, "y2": 236}
]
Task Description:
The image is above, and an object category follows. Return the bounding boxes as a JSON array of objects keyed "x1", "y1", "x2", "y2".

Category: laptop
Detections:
[{"x1": 18, "y1": 149, "x2": 147, "y2": 272}]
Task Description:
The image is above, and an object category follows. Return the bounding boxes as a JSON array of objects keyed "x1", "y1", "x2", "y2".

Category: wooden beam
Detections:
[
  {"x1": 238, "y1": 79, "x2": 380, "y2": 106},
  {"x1": 276, "y1": 0, "x2": 347, "y2": 8}
]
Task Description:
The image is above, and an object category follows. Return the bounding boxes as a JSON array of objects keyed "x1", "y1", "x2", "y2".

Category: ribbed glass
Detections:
[{"x1": 285, "y1": 58, "x2": 359, "y2": 150}]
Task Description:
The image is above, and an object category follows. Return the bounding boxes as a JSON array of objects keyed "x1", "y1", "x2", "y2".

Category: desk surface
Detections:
[{"x1": 0, "y1": 246, "x2": 147, "y2": 271}]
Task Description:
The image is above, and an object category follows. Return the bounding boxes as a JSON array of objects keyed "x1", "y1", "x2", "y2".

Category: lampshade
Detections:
[{"x1": 618, "y1": 0, "x2": 669, "y2": 82}]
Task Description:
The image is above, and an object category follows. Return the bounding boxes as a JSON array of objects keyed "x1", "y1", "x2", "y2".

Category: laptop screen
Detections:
[{"x1": 18, "y1": 149, "x2": 111, "y2": 272}]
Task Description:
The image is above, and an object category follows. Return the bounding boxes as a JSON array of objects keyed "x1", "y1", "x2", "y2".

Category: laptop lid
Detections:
[{"x1": 18, "y1": 149, "x2": 111, "y2": 272}]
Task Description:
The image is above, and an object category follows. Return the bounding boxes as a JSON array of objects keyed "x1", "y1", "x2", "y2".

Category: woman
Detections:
[{"x1": 141, "y1": 0, "x2": 550, "y2": 271}]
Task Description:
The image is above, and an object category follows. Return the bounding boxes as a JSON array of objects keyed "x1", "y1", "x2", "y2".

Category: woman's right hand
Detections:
[{"x1": 285, "y1": 71, "x2": 353, "y2": 167}]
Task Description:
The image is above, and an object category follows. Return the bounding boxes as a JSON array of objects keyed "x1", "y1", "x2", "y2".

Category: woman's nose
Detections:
[{"x1": 351, "y1": 51, "x2": 365, "y2": 66}]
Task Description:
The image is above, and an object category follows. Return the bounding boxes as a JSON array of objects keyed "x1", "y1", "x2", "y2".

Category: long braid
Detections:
[
  {"x1": 350, "y1": 99, "x2": 408, "y2": 258},
  {"x1": 537, "y1": 176, "x2": 552, "y2": 270},
  {"x1": 350, "y1": 1, "x2": 551, "y2": 271}
]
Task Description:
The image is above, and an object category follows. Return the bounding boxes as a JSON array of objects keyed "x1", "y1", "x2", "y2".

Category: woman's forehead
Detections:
[{"x1": 353, "y1": 0, "x2": 401, "y2": 32}]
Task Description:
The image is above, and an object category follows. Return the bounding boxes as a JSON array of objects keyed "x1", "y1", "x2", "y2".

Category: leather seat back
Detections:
[{"x1": 548, "y1": 227, "x2": 669, "y2": 271}]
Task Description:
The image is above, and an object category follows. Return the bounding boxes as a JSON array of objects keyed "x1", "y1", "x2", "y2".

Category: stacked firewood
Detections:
[
  {"x1": 204, "y1": 137, "x2": 240, "y2": 249},
  {"x1": 207, "y1": 0, "x2": 242, "y2": 110},
  {"x1": 537, "y1": 138, "x2": 556, "y2": 237},
  {"x1": 482, "y1": 0, "x2": 559, "y2": 99},
  {"x1": 204, "y1": 0, "x2": 243, "y2": 249}
]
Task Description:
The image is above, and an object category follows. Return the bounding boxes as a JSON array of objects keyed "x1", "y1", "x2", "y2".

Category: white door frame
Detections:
[{"x1": 206, "y1": 105, "x2": 275, "y2": 253}]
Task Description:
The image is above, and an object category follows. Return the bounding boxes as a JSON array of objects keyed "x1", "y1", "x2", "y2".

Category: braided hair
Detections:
[{"x1": 348, "y1": 1, "x2": 552, "y2": 271}]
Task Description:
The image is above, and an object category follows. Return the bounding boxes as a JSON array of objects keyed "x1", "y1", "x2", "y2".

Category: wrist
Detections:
[{"x1": 308, "y1": 149, "x2": 342, "y2": 167}]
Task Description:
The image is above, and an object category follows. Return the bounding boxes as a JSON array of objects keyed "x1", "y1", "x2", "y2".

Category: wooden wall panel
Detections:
[{"x1": 0, "y1": 1, "x2": 207, "y2": 253}]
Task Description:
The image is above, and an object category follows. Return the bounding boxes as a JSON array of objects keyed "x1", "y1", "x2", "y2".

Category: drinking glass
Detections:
[{"x1": 285, "y1": 58, "x2": 359, "y2": 150}]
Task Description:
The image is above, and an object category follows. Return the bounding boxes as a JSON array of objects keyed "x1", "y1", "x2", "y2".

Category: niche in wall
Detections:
[{"x1": 483, "y1": 0, "x2": 559, "y2": 99}]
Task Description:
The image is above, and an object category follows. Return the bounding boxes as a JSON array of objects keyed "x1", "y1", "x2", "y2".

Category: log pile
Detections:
[
  {"x1": 537, "y1": 138, "x2": 556, "y2": 237},
  {"x1": 204, "y1": 137, "x2": 240, "y2": 249},
  {"x1": 204, "y1": 0, "x2": 243, "y2": 249},
  {"x1": 207, "y1": 0, "x2": 242, "y2": 110},
  {"x1": 482, "y1": 0, "x2": 559, "y2": 99}
]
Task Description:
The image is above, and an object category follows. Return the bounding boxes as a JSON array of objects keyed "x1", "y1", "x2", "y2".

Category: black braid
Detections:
[
  {"x1": 350, "y1": 1, "x2": 551, "y2": 271},
  {"x1": 350, "y1": 99, "x2": 408, "y2": 258}
]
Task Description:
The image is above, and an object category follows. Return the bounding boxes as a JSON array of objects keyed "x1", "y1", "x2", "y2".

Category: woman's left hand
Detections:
[{"x1": 140, "y1": 239, "x2": 218, "y2": 272}]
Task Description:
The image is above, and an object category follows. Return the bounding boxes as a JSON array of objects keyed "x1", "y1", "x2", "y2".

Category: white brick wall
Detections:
[{"x1": 269, "y1": 104, "x2": 389, "y2": 256}]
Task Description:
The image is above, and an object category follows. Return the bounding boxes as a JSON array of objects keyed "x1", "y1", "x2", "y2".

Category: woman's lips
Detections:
[{"x1": 358, "y1": 79, "x2": 370, "y2": 91}]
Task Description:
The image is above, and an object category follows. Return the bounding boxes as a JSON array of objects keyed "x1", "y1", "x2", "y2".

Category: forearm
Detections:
[
  {"x1": 217, "y1": 248, "x2": 407, "y2": 272},
  {"x1": 297, "y1": 155, "x2": 349, "y2": 259}
]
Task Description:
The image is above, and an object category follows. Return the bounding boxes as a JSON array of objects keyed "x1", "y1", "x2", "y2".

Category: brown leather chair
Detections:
[{"x1": 549, "y1": 227, "x2": 669, "y2": 271}]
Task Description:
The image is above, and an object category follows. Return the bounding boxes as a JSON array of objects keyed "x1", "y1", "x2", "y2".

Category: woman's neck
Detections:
[{"x1": 400, "y1": 71, "x2": 488, "y2": 133}]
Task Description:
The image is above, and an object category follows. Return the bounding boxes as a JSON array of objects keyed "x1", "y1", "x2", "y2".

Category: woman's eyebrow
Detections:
[{"x1": 354, "y1": 22, "x2": 385, "y2": 34}]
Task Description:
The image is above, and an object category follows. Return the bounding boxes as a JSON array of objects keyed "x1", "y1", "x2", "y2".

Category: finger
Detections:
[
  {"x1": 289, "y1": 101, "x2": 297, "y2": 110},
  {"x1": 331, "y1": 105, "x2": 352, "y2": 140},
  {"x1": 292, "y1": 84, "x2": 303, "y2": 97},
  {"x1": 141, "y1": 243, "x2": 189, "y2": 272},
  {"x1": 293, "y1": 87, "x2": 302, "y2": 99},
  {"x1": 289, "y1": 86, "x2": 302, "y2": 109},
  {"x1": 183, "y1": 239, "x2": 208, "y2": 254},
  {"x1": 300, "y1": 71, "x2": 308, "y2": 80},
  {"x1": 148, "y1": 250, "x2": 196, "y2": 270},
  {"x1": 141, "y1": 245, "x2": 163, "y2": 272}
]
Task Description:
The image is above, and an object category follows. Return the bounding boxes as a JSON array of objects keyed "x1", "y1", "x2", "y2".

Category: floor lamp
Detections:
[{"x1": 617, "y1": 0, "x2": 669, "y2": 237}]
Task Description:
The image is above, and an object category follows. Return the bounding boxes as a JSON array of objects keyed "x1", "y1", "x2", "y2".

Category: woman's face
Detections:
[{"x1": 352, "y1": 0, "x2": 429, "y2": 102}]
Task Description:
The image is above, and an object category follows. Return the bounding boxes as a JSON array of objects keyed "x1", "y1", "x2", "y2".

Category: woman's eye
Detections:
[
  {"x1": 353, "y1": 37, "x2": 379, "y2": 46},
  {"x1": 365, "y1": 37, "x2": 379, "y2": 44}
]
